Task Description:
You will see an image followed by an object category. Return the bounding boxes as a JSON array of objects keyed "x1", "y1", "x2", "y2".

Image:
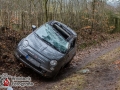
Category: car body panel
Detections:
[
  {"x1": 15, "y1": 20, "x2": 77, "y2": 78},
  {"x1": 26, "y1": 33, "x2": 64, "y2": 60}
]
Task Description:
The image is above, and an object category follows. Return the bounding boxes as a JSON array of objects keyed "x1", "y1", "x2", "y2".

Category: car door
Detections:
[{"x1": 66, "y1": 38, "x2": 76, "y2": 63}]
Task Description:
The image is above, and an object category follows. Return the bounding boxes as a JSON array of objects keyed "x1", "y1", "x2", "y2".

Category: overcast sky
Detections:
[{"x1": 107, "y1": 0, "x2": 119, "y2": 7}]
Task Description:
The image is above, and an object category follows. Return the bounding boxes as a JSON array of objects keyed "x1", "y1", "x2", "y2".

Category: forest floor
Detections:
[{"x1": 0, "y1": 30, "x2": 120, "y2": 90}]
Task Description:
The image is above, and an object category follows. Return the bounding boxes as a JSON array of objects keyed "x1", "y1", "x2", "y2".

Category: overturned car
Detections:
[{"x1": 15, "y1": 20, "x2": 77, "y2": 78}]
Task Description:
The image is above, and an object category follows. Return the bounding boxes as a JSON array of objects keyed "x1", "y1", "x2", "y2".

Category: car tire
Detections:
[
  {"x1": 65, "y1": 57, "x2": 74, "y2": 67},
  {"x1": 51, "y1": 67, "x2": 62, "y2": 79}
]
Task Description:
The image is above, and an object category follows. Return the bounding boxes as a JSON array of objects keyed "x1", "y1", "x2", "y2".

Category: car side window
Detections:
[{"x1": 70, "y1": 39, "x2": 76, "y2": 48}]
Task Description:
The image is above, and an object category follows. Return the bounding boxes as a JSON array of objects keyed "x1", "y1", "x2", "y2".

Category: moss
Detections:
[
  {"x1": 51, "y1": 44, "x2": 120, "y2": 90},
  {"x1": 79, "y1": 40, "x2": 97, "y2": 50},
  {"x1": 79, "y1": 43, "x2": 88, "y2": 49},
  {"x1": 52, "y1": 74, "x2": 86, "y2": 90}
]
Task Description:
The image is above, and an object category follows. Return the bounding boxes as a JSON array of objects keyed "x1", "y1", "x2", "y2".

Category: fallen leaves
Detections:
[
  {"x1": 114, "y1": 60, "x2": 120, "y2": 70},
  {"x1": 0, "y1": 29, "x2": 31, "y2": 76}
]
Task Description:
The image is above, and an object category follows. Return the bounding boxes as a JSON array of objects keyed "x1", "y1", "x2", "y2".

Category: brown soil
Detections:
[{"x1": 0, "y1": 30, "x2": 120, "y2": 90}]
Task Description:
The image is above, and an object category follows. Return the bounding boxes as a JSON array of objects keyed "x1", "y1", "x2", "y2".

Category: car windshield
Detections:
[{"x1": 35, "y1": 24, "x2": 69, "y2": 53}]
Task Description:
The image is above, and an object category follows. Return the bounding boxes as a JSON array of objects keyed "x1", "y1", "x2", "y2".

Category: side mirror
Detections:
[
  {"x1": 32, "y1": 25, "x2": 37, "y2": 31},
  {"x1": 65, "y1": 43, "x2": 70, "y2": 53},
  {"x1": 67, "y1": 43, "x2": 70, "y2": 50}
]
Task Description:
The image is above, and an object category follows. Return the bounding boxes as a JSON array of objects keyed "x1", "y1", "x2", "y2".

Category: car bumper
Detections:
[{"x1": 14, "y1": 49, "x2": 54, "y2": 78}]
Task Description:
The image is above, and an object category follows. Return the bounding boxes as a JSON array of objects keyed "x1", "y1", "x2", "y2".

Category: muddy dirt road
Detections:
[{"x1": 1, "y1": 38, "x2": 120, "y2": 90}]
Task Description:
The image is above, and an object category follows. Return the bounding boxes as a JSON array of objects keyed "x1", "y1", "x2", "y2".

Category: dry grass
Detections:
[{"x1": 50, "y1": 45, "x2": 120, "y2": 90}]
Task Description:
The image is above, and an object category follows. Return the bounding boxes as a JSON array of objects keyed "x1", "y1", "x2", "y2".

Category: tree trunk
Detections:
[
  {"x1": 45, "y1": 0, "x2": 48, "y2": 22},
  {"x1": 90, "y1": 0, "x2": 96, "y2": 34}
]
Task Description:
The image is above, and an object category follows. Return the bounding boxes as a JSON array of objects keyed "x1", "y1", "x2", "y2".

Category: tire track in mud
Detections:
[
  {"x1": 14, "y1": 39, "x2": 120, "y2": 90},
  {"x1": 57, "y1": 40, "x2": 120, "y2": 79},
  {"x1": 29, "y1": 39, "x2": 120, "y2": 90}
]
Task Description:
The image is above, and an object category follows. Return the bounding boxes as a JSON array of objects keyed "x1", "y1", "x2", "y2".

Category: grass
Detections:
[
  {"x1": 52, "y1": 74, "x2": 86, "y2": 90},
  {"x1": 118, "y1": 81, "x2": 120, "y2": 90},
  {"x1": 50, "y1": 43, "x2": 120, "y2": 90},
  {"x1": 78, "y1": 32, "x2": 120, "y2": 50},
  {"x1": 79, "y1": 40, "x2": 98, "y2": 50},
  {"x1": 85, "y1": 46, "x2": 120, "y2": 69}
]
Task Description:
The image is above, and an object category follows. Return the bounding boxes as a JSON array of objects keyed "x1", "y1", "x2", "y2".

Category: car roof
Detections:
[{"x1": 47, "y1": 20, "x2": 77, "y2": 38}]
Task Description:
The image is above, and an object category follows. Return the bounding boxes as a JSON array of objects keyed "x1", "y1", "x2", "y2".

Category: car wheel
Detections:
[
  {"x1": 65, "y1": 60, "x2": 72, "y2": 67},
  {"x1": 51, "y1": 67, "x2": 63, "y2": 79},
  {"x1": 65, "y1": 57, "x2": 74, "y2": 67}
]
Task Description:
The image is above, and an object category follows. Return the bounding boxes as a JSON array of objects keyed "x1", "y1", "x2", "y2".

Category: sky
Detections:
[
  {"x1": 107, "y1": 0, "x2": 119, "y2": 2},
  {"x1": 107, "y1": 0, "x2": 120, "y2": 7}
]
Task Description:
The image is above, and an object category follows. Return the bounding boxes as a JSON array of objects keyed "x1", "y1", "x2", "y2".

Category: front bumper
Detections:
[{"x1": 15, "y1": 49, "x2": 54, "y2": 78}]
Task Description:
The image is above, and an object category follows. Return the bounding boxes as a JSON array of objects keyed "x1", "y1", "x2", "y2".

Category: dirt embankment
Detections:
[
  {"x1": 0, "y1": 29, "x2": 120, "y2": 90},
  {"x1": 12, "y1": 36, "x2": 120, "y2": 90}
]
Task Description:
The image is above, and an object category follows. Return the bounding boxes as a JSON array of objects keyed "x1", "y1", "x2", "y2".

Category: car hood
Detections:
[{"x1": 26, "y1": 33, "x2": 64, "y2": 60}]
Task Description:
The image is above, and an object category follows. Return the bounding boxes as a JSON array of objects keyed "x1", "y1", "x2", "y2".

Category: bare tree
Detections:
[{"x1": 44, "y1": 0, "x2": 49, "y2": 22}]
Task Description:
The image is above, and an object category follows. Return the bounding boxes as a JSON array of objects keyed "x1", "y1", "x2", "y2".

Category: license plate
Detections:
[
  {"x1": 25, "y1": 55, "x2": 40, "y2": 67},
  {"x1": 25, "y1": 55, "x2": 29, "y2": 60}
]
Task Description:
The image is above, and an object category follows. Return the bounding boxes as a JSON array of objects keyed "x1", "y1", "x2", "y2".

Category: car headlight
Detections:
[
  {"x1": 50, "y1": 60, "x2": 57, "y2": 66},
  {"x1": 23, "y1": 40, "x2": 29, "y2": 47}
]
